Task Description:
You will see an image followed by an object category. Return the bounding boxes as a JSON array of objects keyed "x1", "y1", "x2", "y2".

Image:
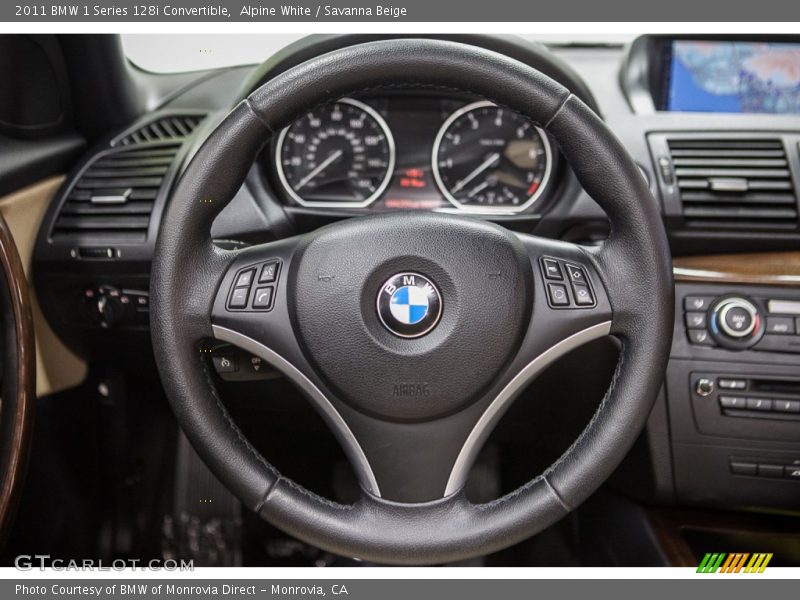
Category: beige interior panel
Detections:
[{"x1": 0, "y1": 177, "x2": 87, "y2": 397}]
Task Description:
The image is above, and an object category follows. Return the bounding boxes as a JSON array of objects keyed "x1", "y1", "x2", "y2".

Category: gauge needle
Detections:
[
  {"x1": 467, "y1": 181, "x2": 489, "y2": 198},
  {"x1": 451, "y1": 152, "x2": 500, "y2": 194},
  {"x1": 295, "y1": 149, "x2": 343, "y2": 190}
]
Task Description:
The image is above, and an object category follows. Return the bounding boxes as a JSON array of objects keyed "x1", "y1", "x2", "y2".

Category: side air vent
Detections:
[
  {"x1": 112, "y1": 114, "x2": 205, "y2": 147},
  {"x1": 667, "y1": 138, "x2": 799, "y2": 231},
  {"x1": 52, "y1": 143, "x2": 181, "y2": 244}
]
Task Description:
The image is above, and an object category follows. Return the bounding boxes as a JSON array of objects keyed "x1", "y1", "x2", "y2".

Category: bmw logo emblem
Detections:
[{"x1": 377, "y1": 272, "x2": 442, "y2": 338}]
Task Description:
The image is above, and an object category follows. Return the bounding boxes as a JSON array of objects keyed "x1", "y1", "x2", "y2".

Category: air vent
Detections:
[
  {"x1": 668, "y1": 138, "x2": 799, "y2": 231},
  {"x1": 112, "y1": 114, "x2": 205, "y2": 147},
  {"x1": 52, "y1": 143, "x2": 181, "y2": 244}
]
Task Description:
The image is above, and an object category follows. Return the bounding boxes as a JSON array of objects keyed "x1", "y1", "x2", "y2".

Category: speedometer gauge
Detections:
[
  {"x1": 276, "y1": 98, "x2": 395, "y2": 208},
  {"x1": 432, "y1": 101, "x2": 552, "y2": 213}
]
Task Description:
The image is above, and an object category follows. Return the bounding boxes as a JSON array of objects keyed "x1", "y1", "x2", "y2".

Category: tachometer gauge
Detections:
[
  {"x1": 432, "y1": 101, "x2": 552, "y2": 213},
  {"x1": 276, "y1": 98, "x2": 395, "y2": 208}
]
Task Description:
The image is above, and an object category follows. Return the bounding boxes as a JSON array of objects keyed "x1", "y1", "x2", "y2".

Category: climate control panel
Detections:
[{"x1": 683, "y1": 292, "x2": 800, "y2": 354}]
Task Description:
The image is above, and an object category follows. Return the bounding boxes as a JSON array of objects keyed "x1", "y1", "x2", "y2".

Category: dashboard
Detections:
[
  {"x1": 29, "y1": 33, "x2": 800, "y2": 519},
  {"x1": 268, "y1": 93, "x2": 556, "y2": 214}
]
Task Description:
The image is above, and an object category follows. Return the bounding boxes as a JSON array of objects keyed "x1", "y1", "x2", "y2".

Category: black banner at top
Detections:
[{"x1": 2, "y1": 0, "x2": 799, "y2": 22}]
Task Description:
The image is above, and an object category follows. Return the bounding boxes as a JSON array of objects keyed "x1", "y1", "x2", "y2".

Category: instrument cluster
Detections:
[{"x1": 269, "y1": 93, "x2": 557, "y2": 215}]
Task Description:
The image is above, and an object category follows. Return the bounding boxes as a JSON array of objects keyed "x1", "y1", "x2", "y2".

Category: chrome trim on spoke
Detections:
[
  {"x1": 211, "y1": 325, "x2": 381, "y2": 497},
  {"x1": 444, "y1": 320, "x2": 613, "y2": 497}
]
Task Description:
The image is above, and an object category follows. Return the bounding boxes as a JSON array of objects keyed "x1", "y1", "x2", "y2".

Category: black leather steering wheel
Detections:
[{"x1": 151, "y1": 39, "x2": 673, "y2": 565}]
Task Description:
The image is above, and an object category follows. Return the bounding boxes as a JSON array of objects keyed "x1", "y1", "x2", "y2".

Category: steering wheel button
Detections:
[
  {"x1": 565, "y1": 264, "x2": 585, "y2": 283},
  {"x1": 546, "y1": 283, "x2": 569, "y2": 306},
  {"x1": 259, "y1": 261, "x2": 279, "y2": 283},
  {"x1": 541, "y1": 258, "x2": 562, "y2": 280},
  {"x1": 252, "y1": 287, "x2": 274, "y2": 309},
  {"x1": 572, "y1": 282, "x2": 594, "y2": 306},
  {"x1": 212, "y1": 355, "x2": 238, "y2": 373},
  {"x1": 228, "y1": 287, "x2": 248, "y2": 309},
  {"x1": 235, "y1": 268, "x2": 256, "y2": 288}
]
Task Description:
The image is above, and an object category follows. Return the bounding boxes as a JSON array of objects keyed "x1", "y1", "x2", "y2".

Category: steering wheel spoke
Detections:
[
  {"x1": 440, "y1": 233, "x2": 614, "y2": 496},
  {"x1": 514, "y1": 233, "x2": 613, "y2": 357},
  {"x1": 208, "y1": 235, "x2": 383, "y2": 497},
  {"x1": 210, "y1": 236, "x2": 304, "y2": 363}
]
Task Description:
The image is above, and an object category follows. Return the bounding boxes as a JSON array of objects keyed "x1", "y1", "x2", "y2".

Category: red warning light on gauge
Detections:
[{"x1": 400, "y1": 168, "x2": 427, "y2": 189}]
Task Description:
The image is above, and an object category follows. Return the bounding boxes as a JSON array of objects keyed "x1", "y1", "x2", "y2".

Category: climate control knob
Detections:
[
  {"x1": 718, "y1": 299, "x2": 757, "y2": 338},
  {"x1": 709, "y1": 296, "x2": 764, "y2": 349}
]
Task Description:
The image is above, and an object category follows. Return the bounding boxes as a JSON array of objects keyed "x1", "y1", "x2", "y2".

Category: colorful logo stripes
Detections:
[{"x1": 697, "y1": 552, "x2": 773, "y2": 573}]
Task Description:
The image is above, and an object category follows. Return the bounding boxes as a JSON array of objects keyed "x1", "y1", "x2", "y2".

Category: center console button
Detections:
[
  {"x1": 766, "y1": 317, "x2": 795, "y2": 335},
  {"x1": 774, "y1": 399, "x2": 800, "y2": 414},
  {"x1": 687, "y1": 329, "x2": 713, "y2": 345},
  {"x1": 695, "y1": 378, "x2": 715, "y2": 396},
  {"x1": 758, "y1": 464, "x2": 785, "y2": 479},
  {"x1": 718, "y1": 378, "x2": 746, "y2": 390},
  {"x1": 767, "y1": 299, "x2": 800, "y2": 314},
  {"x1": 709, "y1": 296, "x2": 765, "y2": 349},
  {"x1": 730, "y1": 461, "x2": 757, "y2": 476},
  {"x1": 685, "y1": 312, "x2": 707, "y2": 329},
  {"x1": 684, "y1": 296, "x2": 714, "y2": 311},
  {"x1": 746, "y1": 397, "x2": 773, "y2": 411},
  {"x1": 719, "y1": 395, "x2": 745, "y2": 409}
]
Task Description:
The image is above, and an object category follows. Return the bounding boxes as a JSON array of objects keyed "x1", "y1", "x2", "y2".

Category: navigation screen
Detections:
[{"x1": 667, "y1": 41, "x2": 800, "y2": 113}]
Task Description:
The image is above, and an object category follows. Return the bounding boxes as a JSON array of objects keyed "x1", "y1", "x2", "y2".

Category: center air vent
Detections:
[
  {"x1": 51, "y1": 143, "x2": 181, "y2": 244},
  {"x1": 112, "y1": 114, "x2": 205, "y2": 147},
  {"x1": 667, "y1": 138, "x2": 799, "y2": 231}
]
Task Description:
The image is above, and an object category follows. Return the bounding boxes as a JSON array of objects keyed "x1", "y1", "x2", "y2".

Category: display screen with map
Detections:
[{"x1": 666, "y1": 40, "x2": 800, "y2": 113}]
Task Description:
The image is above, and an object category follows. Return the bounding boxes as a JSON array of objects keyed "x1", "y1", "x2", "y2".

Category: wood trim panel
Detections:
[
  {"x1": 0, "y1": 213, "x2": 35, "y2": 544},
  {"x1": 674, "y1": 252, "x2": 800, "y2": 287},
  {"x1": 0, "y1": 177, "x2": 87, "y2": 396}
]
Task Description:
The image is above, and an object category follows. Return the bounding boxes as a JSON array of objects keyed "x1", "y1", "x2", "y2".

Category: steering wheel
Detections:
[{"x1": 151, "y1": 39, "x2": 673, "y2": 565}]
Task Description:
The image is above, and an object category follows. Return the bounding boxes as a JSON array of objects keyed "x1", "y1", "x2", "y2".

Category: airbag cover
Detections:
[{"x1": 290, "y1": 212, "x2": 531, "y2": 421}]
